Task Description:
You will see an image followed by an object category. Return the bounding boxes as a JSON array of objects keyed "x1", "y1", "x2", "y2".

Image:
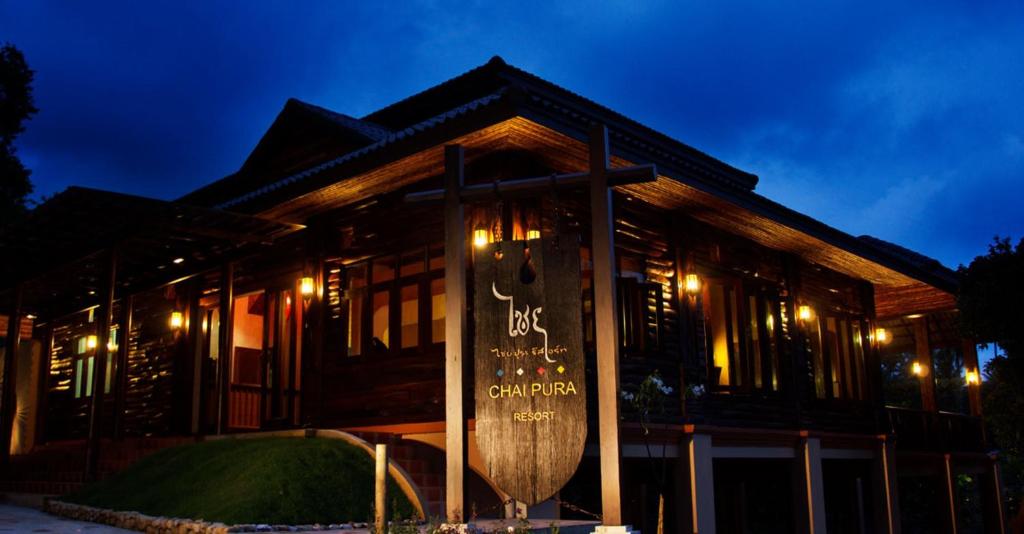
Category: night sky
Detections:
[{"x1": 2, "y1": 1, "x2": 1022, "y2": 270}]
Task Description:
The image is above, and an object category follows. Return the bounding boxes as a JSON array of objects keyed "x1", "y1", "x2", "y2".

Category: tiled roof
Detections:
[
  {"x1": 858, "y1": 235, "x2": 957, "y2": 284},
  {"x1": 217, "y1": 89, "x2": 509, "y2": 209},
  {"x1": 290, "y1": 99, "x2": 392, "y2": 142}
]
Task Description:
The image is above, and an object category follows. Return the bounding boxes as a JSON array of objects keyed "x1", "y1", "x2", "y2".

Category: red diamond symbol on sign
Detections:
[{"x1": 537, "y1": 367, "x2": 546, "y2": 375}]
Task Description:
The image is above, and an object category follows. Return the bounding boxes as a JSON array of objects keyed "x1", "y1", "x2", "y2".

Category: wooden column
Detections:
[
  {"x1": 942, "y1": 454, "x2": 959, "y2": 534},
  {"x1": 797, "y1": 435, "x2": 828, "y2": 534},
  {"x1": 0, "y1": 284, "x2": 24, "y2": 465},
  {"x1": 112, "y1": 295, "x2": 134, "y2": 439},
  {"x1": 913, "y1": 316, "x2": 937, "y2": 412},
  {"x1": 962, "y1": 340, "x2": 982, "y2": 417},
  {"x1": 874, "y1": 438, "x2": 901, "y2": 534},
  {"x1": 686, "y1": 433, "x2": 716, "y2": 534},
  {"x1": 216, "y1": 262, "x2": 235, "y2": 434},
  {"x1": 589, "y1": 124, "x2": 625, "y2": 527},
  {"x1": 85, "y1": 248, "x2": 118, "y2": 481},
  {"x1": 444, "y1": 144, "x2": 468, "y2": 523}
]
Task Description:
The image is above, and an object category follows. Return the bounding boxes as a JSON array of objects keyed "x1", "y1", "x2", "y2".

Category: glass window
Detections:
[
  {"x1": 807, "y1": 314, "x2": 828, "y2": 399},
  {"x1": 400, "y1": 285, "x2": 419, "y2": 348},
  {"x1": 372, "y1": 290, "x2": 390, "y2": 349},
  {"x1": 348, "y1": 294, "x2": 363, "y2": 357},
  {"x1": 400, "y1": 249, "x2": 425, "y2": 277},
  {"x1": 431, "y1": 278, "x2": 445, "y2": 344}
]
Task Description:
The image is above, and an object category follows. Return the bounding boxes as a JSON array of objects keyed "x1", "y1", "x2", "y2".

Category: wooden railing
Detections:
[
  {"x1": 885, "y1": 406, "x2": 985, "y2": 453},
  {"x1": 228, "y1": 384, "x2": 261, "y2": 429}
]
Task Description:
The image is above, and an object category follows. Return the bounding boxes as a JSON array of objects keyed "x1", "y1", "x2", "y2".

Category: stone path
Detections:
[{"x1": 0, "y1": 503, "x2": 134, "y2": 533}]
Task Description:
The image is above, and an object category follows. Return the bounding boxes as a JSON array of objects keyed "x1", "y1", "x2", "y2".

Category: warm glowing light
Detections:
[
  {"x1": 911, "y1": 361, "x2": 928, "y2": 377},
  {"x1": 169, "y1": 311, "x2": 184, "y2": 329},
  {"x1": 798, "y1": 305, "x2": 812, "y2": 321},
  {"x1": 173, "y1": 257, "x2": 185, "y2": 264},
  {"x1": 300, "y1": 276, "x2": 315, "y2": 297},
  {"x1": 965, "y1": 369, "x2": 980, "y2": 385},
  {"x1": 107, "y1": 341, "x2": 118, "y2": 352},
  {"x1": 473, "y1": 228, "x2": 490, "y2": 248},
  {"x1": 526, "y1": 229, "x2": 541, "y2": 240},
  {"x1": 86, "y1": 335, "x2": 98, "y2": 350},
  {"x1": 875, "y1": 327, "x2": 890, "y2": 344},
  {"x1": 684, "y1": 273, "x2": 701, "y2": 295}
]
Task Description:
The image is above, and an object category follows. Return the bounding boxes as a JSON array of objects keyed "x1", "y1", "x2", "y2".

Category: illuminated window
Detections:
[
  {"x1": 702, "y1": 278, "x2": 782, "y2": 392},
  {"x1": 339, "y1": 245, "x2": 445, "y2": 357}
]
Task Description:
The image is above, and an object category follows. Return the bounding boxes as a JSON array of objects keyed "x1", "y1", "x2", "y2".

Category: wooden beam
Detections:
[
  {"x1": 216, "y1": 262, "x2": 235, "y2": 434},
  {"x1": 112, "y1": 295, "x2": 134, "y2": 439},
  {"x1": 443, "y1": 144, "x2": 468, "y2": 523},
  {"x1": 0, "y1": 284, "x2": 23, "y2": 466},
  {"x1": 913, "y1": 316, "x2": 937, "y2": 412},
  {"x1": 589, "y1": 124, "x2": 624, "y2": 526},
  {"x1": 404, "y1": 164, "x2": 657, "y2": 203},
  {"x1": 85, "y1": 248, "x2": 118, "y2": 481}
]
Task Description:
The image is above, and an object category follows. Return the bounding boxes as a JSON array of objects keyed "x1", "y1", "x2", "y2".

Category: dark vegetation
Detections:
[{"x1": 958, "y1": 237, "x2": 1024, "y2": 525}]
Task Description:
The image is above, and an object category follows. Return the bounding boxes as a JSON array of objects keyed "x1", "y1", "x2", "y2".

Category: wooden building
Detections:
[{"x1": 0, "y1": 57, "x2": 1006, "y2": 533}]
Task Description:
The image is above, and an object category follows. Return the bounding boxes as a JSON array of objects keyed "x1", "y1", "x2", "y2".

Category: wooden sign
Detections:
[{"x1": 473, "y1": 235, "x2": 587, "y2": 505}]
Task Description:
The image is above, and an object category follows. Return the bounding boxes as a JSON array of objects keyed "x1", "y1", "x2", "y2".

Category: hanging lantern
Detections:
[
  {"x1": 683, "y1": 273, "x2": 701, "y2": 295},
  {"x1": 300, "y1": 276, "x2": 316, "y2": 297},
  {"x1": 169, "y1": 311, "x2": 184, "y2": 329},
  {"x1": 965, "y1": 369, "x2": 980, "y2": 385},
  {"x1": 86, "y1": 335, "x2": 98, "y2": 350},
  {"x1": 473, "y1": 227, "x2": 490, "y2": 248},
  {"x1": 911, "y1": 361, "x2": 928, "y2": 377},
  {"x1": 875, "y1": 327, "x2": 890, "y2": 344},
  {"x1": 798, "y1": 305, "x2": 812, "y2": 321}
]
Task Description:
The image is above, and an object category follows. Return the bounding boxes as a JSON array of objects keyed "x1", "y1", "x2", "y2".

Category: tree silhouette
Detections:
[
  {"x1": 0, "y1": 43, "x2": 38, "y2": 229},
  {"x1": 958, "y1": 236, "x2": 1024, "y2": 525}
]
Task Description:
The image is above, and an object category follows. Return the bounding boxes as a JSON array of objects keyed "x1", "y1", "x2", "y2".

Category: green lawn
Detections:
[{"x1": 64, "y1": 437, "x2": 415, "y2": 525}]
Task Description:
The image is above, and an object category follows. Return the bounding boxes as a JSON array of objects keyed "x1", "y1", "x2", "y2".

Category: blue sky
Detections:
[{"x1": 2, "y1": 1, "x2": 1022, "y2": 270}]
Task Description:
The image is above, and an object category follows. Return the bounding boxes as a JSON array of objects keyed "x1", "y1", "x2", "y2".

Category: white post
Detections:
[
  {"x1": 376, "y1": 444, "x2": 389, "y2": 534},
  {"x1": 688, "y1": 433, "x2": 716, "y2": 534}
]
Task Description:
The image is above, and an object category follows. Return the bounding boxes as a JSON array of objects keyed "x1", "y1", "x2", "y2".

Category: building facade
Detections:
[{"x1": 0, "y1": 57, "x2": 1006, "y2": 533}]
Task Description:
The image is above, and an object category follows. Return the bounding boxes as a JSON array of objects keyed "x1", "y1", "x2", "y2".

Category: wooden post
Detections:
[
  {"x1": 797, "y1": 436, "x2": 827, "y2": 534},
  {"x1": 0, "y1": 284, "x2": 24, "y2": 466},
  {"x1": 962, "y1": 340, "x2": 982, "y2": 417},
  {"x1": 216, "y1": 262, "x2": 235, "y2": 434},
  {"x1": 444, "y1": 144, "x2": 468, "y2": 524},
  {"x1": 942, "y1": 454, "x2": 959, "y2": 534},
  {"x1": 34, "y1": 321, "x2": 54, "y2": 447},
  {"x1": 913, "y1": 316, "x2": 937, "y2": 412},
  {"x1": 686, "y1": 433, "x2": 716, "y2": 534},
  {"x1": 112, "y1": 294, "x2": 134, "y2": 440},
  {"x1": 376, "y1": 443, "x2": 389, "y2": 534},
  {"x1": 589, "y1": 124, "x2": 625, "y2": 528},
  {"x1": 874, "y1": 438, "x2": 901, "y2": 534},
  {"x1": 86, "y1": 248, "x2": 118, "y2": 482}
]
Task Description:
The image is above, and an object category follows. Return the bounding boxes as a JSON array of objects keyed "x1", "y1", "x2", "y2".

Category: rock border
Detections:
[{"x1": 44, "y1": 499, "x2": 376, "y2": 533}]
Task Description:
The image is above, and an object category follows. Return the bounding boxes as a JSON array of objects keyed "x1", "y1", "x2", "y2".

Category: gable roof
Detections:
[{"x1": 179, "y1": 98, "x2": 392, "y2": 207}]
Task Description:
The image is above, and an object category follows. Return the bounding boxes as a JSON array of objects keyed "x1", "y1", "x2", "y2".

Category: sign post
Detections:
[{"x1": 406, "y1": 126, "x2": 655, "y2": 528}]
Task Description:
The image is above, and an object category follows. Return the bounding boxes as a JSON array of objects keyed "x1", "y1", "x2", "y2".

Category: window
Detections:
[
  {"x1": 342, "y1": 245, "x2": 444, "y2": 356},
  {"x1": 702, "y1": 278, "x2": 782, "y2": 392},
  {"x1": 73, "y1": 328, "x2": 117, "y2": 399},
  {"x1": 806, "y1": 308, "x2": 869, "y2": 401}
]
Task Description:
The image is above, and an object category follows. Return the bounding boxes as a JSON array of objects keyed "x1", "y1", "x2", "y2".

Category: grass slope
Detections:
[{"x1": 65, "y1": 437, "x2": 414, "y2": 525}]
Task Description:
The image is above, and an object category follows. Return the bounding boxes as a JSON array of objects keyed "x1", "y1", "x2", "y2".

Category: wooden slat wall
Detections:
[
  {"x1": 44, "y1": 311, "x2": 94, "y2": 441},
  {"x1": 121, "y1": 287, "x2": 180, "y2": 437}
]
